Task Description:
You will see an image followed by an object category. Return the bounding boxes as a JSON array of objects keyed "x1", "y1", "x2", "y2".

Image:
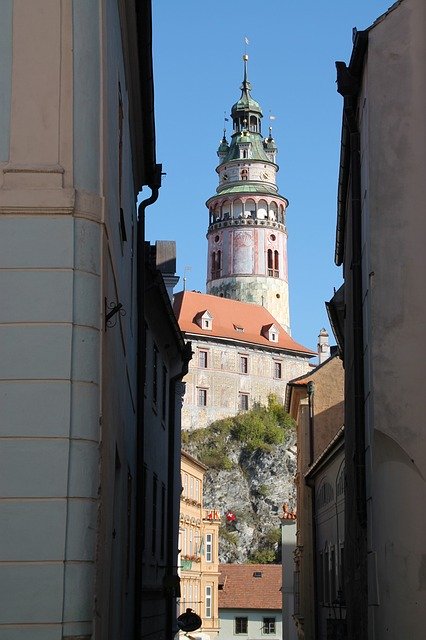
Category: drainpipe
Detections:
[
  {"x1": 135, "y1": 164, "x2": 162, "y2": 640},
  {"x1": 307, "y1": 381, "x2": 315, "y2": 467},
  {"x1": 305, "y1": 382, "x2": 318, "y2": 639},
  {"x1": 165, "y1": 345, "x2": 192, "y2": 640}
]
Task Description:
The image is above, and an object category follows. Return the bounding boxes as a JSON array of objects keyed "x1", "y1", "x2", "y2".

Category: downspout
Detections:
[
  {"x1": 306, "y1": 382, "x2": 319, "y2": 640},
  {"x1": 135, "y1": 165, "x2": 162, "y2": 640},
  {"x1": 165, "y1": 343, "x2": 192, "y2": 640}
]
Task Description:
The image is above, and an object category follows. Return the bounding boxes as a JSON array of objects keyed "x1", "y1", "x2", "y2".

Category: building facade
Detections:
[
  {"x1": 180, "y1": 451, "x2": 221, "y2": 640},
  {"x1": 141, "y1": 244, "x2": 191, "y2": 640},
  {"x1": 286, "y1": 354, "x2": 344, "y2": 640},
  {"x1": 0, "y1": 2, "x2": 187, "y2": 640},
  {"x1": 174, "y1": 291, "x2": 313, "y2": 431},
  {"x1": 328, "y1": 2, "x2": 426, "y2": 637}
]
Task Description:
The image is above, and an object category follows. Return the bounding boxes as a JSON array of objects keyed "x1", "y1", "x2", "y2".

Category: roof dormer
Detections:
[
  {"x1": 194, "y1": 310, "x2": 213, "y2": 331},
  {"x1": 262, "y1": 323, "x2": 279, "y2": 343}
]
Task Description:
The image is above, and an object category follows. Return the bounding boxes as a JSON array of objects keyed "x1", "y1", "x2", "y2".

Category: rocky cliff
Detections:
[{"x1": 182, "y1": 397, "x2": 297, "y2": 563}]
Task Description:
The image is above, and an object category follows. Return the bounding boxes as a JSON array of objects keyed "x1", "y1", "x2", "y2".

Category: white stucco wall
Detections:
[{"x1": 218, "y1": 609, "x2": 282, "y2": 640}]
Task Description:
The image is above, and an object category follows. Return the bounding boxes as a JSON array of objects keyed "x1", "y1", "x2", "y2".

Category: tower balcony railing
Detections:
[{"x1": 209, "y1": 217, "x2": 285, "y2": 232}]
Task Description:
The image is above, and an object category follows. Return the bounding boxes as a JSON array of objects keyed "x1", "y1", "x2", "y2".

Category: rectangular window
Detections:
[
  {"x1": 162, "y1": 366, "x2": 167, "y2": 421},
  {"x1": 182, "y1": 527, "x2": 187, "y2": 557},
  {"x1": 235, "y1": 617, "x2": 248, "y2": 634},
  {"x1": 206, "y1": 533, "x2": 213, "y2": 563},
  {"x1": 189, "y1": 476, "x2": 194, "y2": 498},
  {"x1": 151, "y1": 475, "x2": 158, "y2": 554},
  {"x1": 274, "y1": 361, "x2": 282, "y2": 379},
  {"x1": 205, "y1": 585, "x2": 212, "y2": 619},
  {"x1": 153, "y1": 345, "x2": 158, "y2": 405},
  {"x1": 239, "y1": 393, "x2": 249, "y2": 411},
  {"x1": 263, "y1": 618, "x2": 276, "y2": 634},
  {"x1": 240, "y1": 355, "x2": 248, "y2": 374},
  {"x1": 199, "y1": 350, "x2": 208, "y2": 368},
  {"x1": 183, "y1": 473, "x2": 188, "y2": 498},
  {"x1": 197, "y1": 388, "x2": 208, "y2": 407}
]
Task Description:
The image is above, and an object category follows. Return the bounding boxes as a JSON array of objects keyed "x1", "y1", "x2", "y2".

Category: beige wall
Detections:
[
  {"x1": 0, "y1": 2, "x2": 143, "y2": 638},
  {"x1": 358, "y1": 2, "x2": 426, "y2": 636},
  {"x1": 288, "y1": 355, "x2": 344, "y2": 640},
  {"x1": 180, "y1": 453, "x2": 220, "y2": 639}
]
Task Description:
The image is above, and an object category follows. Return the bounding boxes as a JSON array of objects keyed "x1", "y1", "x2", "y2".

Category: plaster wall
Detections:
[
  {"x1": 346, "y1": 1, "x2": 426, "y2": 636},
  {"x1": 182, "y1": 338, "x2": 311, "y2": 431},
  {"x1": 218, "y1": 609, "x2": 282, "y2": 640},
  {"x1": 0, "y1": 1, "x2": 141, "y2": 638},
  {"x1": 313, "y1": 450, "x2": 345, "y2": 640}
]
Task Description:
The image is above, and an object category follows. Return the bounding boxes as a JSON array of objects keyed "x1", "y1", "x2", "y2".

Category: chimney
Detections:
[
  {"x1": 317, "y1": 328, "x2": 330, "y2": 364},
  {"x1": 155, "y1": 240, "x2": 180, "y2": 301}
]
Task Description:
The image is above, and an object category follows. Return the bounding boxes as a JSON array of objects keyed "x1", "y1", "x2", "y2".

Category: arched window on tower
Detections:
[
  {"x1": 274, "y1": 250, "x2": 279, "y2": 277},
  {"x1": 212, "y1": 250, "x2": 221, "y2": 279},
  {"x1": 267, "y1": 249, "x2": 273, "y2": 276},
  {"x1": 241, "y1": 168, "x2": 248, "y2": 181},
  {"x1": 249, "y1": 115, "x2": 257, "y2": 132}
]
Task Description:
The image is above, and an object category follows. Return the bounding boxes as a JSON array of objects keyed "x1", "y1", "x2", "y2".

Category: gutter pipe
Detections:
[{"x1": 135, "y1": 168, "x2": 162, "y2": 640}]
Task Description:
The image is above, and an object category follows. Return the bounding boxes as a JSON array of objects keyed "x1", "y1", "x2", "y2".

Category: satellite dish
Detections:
[{"x1": 177, "y1": 608, "x2": 202, "y2": 632}]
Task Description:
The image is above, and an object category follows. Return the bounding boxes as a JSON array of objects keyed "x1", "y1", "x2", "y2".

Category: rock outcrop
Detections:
[{"x1": 184, "y1": 431, "x2": 297, "y2": 563}]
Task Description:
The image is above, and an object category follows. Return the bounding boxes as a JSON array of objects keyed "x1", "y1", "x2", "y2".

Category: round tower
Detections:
[{"x1": 206, "y1": 55, "x2": 291, "y2": 333}]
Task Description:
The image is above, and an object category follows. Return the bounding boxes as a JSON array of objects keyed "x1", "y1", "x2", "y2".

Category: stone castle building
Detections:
[{"x1": 175, "y1": 57, "x2": 313, "y2": 428}]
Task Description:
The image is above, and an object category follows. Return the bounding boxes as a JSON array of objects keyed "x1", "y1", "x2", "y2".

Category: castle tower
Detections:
[{"x1": 206, "y1": 55, "x2": 291, "y2": 333}]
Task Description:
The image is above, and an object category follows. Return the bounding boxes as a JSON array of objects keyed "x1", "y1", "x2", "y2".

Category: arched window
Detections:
[
  {"x1": 211, "y1": 250, "x2": 221, "y2": 279},
  {"x1": 269, "y1": 202, "x2": 278, "y2": 221},
  {"x1": 279, "y1": 205, "x2": 285, "y2": 224},
  {"x1": 241, "y1": 168, "x2": 248, "y2": 181},
  {"x1": 233, "y1": 199, "x2": 243, "y2": 219},
  {"x1": 267, "y1": 249, "x2": 273, "y2": 276},
  {"x1": 222, "y1": 200, "x2": 230, "y2": 220},
  {"x1": 274, "y1": 250, "x2": 279, "y2": 277},
  {"x1": 249, "y1": 115, "x2": 257, "y2": 132},
  {"x1": 257, "y1": 199, "x2": 267, "y2": 219},
  {"x1": 245, "y1": 198, "x2": 256, "y2": 218}
]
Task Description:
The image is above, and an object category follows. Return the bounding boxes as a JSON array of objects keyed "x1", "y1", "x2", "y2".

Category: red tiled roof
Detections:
[
  {"x1": 173, "y1": 291, "x2": 314, "y2": 356},
  {"x1": 218, "y1": 564, "x2": 282, "y2": 610}
]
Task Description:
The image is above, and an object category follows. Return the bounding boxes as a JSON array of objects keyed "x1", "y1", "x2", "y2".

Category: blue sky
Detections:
[{"x1": 146, "y1": 1, "x2": 394, "y2": 351}]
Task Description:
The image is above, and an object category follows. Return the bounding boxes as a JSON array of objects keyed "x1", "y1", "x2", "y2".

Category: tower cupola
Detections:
[
  {"x1": 217, "y1": 133, "x2": 230, "y2": 160},
  {"x1": 205, "y1": 55, "x2": 292, "y2": 334}
]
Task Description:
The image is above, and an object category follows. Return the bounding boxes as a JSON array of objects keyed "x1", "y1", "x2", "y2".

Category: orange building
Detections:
[{"x1": 180, "y1": 451, "x2": 220, "y2": 639}]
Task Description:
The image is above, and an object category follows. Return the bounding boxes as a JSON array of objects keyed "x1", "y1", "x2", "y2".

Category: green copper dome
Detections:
[{"x1": 231, "y1": 55, "x2": 263, "y2": 118}]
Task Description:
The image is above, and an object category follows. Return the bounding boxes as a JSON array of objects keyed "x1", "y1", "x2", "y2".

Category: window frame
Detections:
[
  {"x1": 197, "y1": 387, "x2": 208, "y2": 407},
  {"x1": 239, "y1": 393, "x2": 249, "y2": 411},
  {"x1": 263, "y1": 617, "x2": 276, "y2": 635},
  {"x1": 274, "y1": 361, "x2": 282, "y2": 379},
  {"x1": 205, "y1": 533, "x2": 213, "y2": 563},
  {"x1": 240, "y1": 355, "x2": 249, "y2": 374},
  {"x1": 198, "y1": 349, "x2": 208, "y2": 369},
  {"x1": 235, "y1": 617, "x2": 248, "y2": 634},
  {"x1": 205, "y1": 585, "x2": 212, "y2": 619}
]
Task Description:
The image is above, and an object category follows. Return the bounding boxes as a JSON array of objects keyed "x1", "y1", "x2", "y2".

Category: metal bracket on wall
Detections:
[{"x1": 105, "y1": 298, "x2": 126, "y2": 331}]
